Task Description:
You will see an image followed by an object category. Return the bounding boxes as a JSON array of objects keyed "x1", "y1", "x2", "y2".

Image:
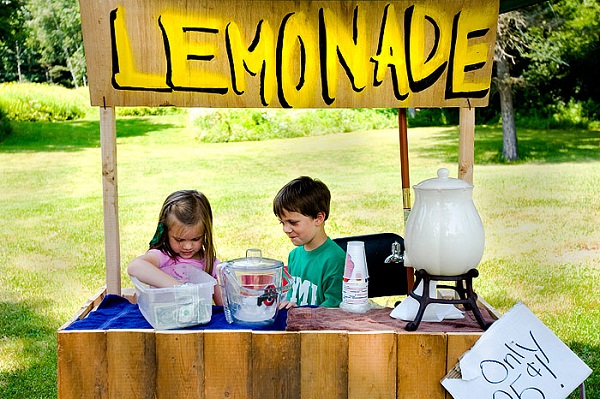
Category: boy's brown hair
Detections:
[{"x1": 273, "y1": 176, "x2": 331, "y2": 220}]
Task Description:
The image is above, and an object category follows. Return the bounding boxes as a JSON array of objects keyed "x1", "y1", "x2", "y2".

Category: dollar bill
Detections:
[{"x1": 152, "y1": 300, "x2": 211, "y2": 328}]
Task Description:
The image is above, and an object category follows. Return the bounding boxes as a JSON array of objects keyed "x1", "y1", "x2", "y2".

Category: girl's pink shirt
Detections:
[{"x1": 148, "y1": 249, "x2": 219, "y2": 281}]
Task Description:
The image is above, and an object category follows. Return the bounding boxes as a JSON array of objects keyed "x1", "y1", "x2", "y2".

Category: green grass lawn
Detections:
[{"x1": 0, "y1": 114, "x2": 599, "y2": 398}]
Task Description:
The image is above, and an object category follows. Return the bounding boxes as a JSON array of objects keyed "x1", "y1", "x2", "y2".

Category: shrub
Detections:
[
  {"x1": 0, "y1": 107, "x2": 12, "y2": 141},
  {"x1": 516, "y1": 98, "x2": 600, "y2": 129},
  {"x1": 0, "y1": 82, "x2": 88, "y2": 122},
  {"x1": 407, "y1": 108, "x2": 459, "y2": 127},
  {"x1": 190, "y1": 108, "x2": 397, "y2": 143},
  {"x1": 117, "y1": 107, "x2": 185, "y2": 117}
]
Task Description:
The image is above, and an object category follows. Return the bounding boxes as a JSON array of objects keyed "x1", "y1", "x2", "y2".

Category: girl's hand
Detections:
[{"x1": 127, "y1": 253, "x2": 181, "y2": 288}]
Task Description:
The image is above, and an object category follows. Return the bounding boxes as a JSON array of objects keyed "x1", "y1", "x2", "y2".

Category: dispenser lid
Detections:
[{"x1": 414, "y1": 168, "x2": 473, "y2": 190}]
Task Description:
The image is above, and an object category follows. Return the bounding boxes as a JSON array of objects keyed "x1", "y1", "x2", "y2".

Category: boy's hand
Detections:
[{"x1": 278, "y1": 300, "x2": 297, "y2": 310}]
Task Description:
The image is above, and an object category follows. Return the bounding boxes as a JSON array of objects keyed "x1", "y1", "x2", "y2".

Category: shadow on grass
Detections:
[
  {"x1": 0, "y1": 301, "x2": 58, "y2": 398},
  {"x1": 413, "y1": 126, "x2": 600, "y2": 165},
  {"x1": 2, "y1": 117, "x2": 599, "y2": 165},
  {"x1": 0, "y1": 117, "x2": 180, "y2": 153}
]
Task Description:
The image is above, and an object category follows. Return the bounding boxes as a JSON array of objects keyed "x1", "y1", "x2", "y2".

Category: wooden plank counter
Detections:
[{"x1": 58, "y1": 289, "x2": 497, "y2": 399}]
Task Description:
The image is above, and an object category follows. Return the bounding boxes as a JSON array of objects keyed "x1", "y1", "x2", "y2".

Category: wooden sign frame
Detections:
[{"x1": 80, "y1": 0, "x2": 499, "y2": 109}]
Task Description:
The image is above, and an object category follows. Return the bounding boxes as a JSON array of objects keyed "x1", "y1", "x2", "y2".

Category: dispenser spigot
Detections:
[{"x1": 384, "y1": 241, "x2": 404, "y2": 263}]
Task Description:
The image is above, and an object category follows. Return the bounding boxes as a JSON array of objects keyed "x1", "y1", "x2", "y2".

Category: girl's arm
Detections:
[
  {"x1": 127, "y1": 252, "x2": 180, "y2": 288},
  {"x1": 213, "y1": 284, "x2": 224, "y2": 306}
]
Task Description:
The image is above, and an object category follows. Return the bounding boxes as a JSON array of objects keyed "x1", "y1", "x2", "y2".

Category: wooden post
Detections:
[
  {"x1": 398, "y1": 109, "x2": 415, "y2": 292},
  {"x1": 458, "y1": 107, "x2": 475, "y2": 184},
  {"x1": 398, "y1": 108, "x2": 410, "y2": 223},
  {"x1": 100, "y1": 106, "x2": 121, "y2": 295}
]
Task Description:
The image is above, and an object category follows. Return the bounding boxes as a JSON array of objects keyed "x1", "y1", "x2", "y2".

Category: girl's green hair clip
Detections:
[{"x1": 149, "y1": 223, "x2": 165, "y2": 247}]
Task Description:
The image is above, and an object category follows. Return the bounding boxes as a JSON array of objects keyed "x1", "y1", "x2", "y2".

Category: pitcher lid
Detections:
[
  {"x1": 414, "y1": 168, "x2": 473, "y2": 190},
  {"x1": 224, "y1": 249, "x2": 284, "y2": 269}
]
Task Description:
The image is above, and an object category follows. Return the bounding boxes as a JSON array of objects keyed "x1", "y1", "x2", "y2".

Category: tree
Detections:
[
  {"x1": 0, "y1": 0, "x2": 27, "y2": 82},
  {"x1": 494, "y1": 11, "x2": 528, "y2": 161},
  {"x1": 522, "y1": 0, "x2": 600, "y2": 118},
  {"x1": 24, "y1": 0, "x2": 86, "y2": 87},
  {"x1": 490, "y1": 0, "x2": 600, "y2": 161}
]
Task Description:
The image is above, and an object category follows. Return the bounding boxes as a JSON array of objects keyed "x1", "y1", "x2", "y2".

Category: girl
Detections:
[{"x1": 127, "y1": 189, "x2": 222, "y2": 305}]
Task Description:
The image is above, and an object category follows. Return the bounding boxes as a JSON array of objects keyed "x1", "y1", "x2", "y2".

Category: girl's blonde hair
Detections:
[{"x1": 149, "y1": 190, "x2": 217, "y2": 275}]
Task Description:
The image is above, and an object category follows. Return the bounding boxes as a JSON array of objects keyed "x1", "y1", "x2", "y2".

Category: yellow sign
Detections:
[{"x1": 79, "y1": 0, "x2": 499, "y2": 108}]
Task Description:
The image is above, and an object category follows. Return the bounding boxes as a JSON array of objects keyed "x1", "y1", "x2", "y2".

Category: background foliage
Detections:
[
  {"x1": 492, "y1": 0, "x2": 600, "y2": 126},
  {"x1": 190, "y1": 108, "x2": 398, "y2": 142},
  {"x1": 0, "y1": 83, "x2": 88, "y2": 122}
]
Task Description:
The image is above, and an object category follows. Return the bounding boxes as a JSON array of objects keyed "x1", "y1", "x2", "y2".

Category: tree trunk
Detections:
[
  {"x1": 496, "y1": 56, "x2": 519, "y2": 161},
  {"x1": 65, "y1": 55, "x2": 79, "y2": 89},
  {"x1": 16, "y1": 43, "x2": 23, "y2": 83}
]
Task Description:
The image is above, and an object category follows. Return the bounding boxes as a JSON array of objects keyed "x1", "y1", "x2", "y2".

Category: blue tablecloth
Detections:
[{"x1": 64, "y1": 294, "x2": 288, "y2": 331}]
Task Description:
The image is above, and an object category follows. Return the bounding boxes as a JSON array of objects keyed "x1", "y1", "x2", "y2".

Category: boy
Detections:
[{"x1": 273, "y1": 176, "x2": 345, "y2": 308}]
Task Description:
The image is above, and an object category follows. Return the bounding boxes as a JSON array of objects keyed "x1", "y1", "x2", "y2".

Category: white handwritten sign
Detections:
[{"x1": 442, "y1": 302, "x2": 591, "y2": 399}]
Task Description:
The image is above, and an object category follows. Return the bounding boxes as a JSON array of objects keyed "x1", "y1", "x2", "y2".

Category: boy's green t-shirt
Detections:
[{"x1": 286, "y1": 237, "x2": 345, "y2": 307}]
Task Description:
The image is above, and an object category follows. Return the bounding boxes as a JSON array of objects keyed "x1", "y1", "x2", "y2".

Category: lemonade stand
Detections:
[{"x1": 58, "y1": 1, "x2": 523, "y2": 397}]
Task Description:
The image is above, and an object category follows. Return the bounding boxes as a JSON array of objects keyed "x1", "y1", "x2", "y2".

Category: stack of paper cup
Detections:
[{"x1": 340, "y1": 241, "x2": 371, "y2": 313}]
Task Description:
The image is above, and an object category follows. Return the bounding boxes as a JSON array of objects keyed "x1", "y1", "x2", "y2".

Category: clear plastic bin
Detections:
[{"x1": 131, "y1": 266, "x2": 216, "y2": 330}]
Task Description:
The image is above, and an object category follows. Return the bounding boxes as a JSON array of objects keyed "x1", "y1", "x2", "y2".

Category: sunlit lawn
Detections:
[{"x1": 0, "y1": 115, "x2": 598, "y2": 398}]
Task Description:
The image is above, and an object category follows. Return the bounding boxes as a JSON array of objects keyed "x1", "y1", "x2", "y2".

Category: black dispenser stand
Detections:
[{"x1": 405, "y1": 268, "x2": 493, "y2": 331}]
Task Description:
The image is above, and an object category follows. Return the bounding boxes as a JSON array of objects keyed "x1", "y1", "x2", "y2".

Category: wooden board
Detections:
[
  {"x1": 155, "y1": 331, "x2": 204, "y2": 399},
  {"x1": 58, "y1": 287, "x2": 107, "y2": 330},
  {"x1": 300, "y1": 331, "x2": 349, "y2": 399},
  {"x1": 79, "y1": 0, "x2": 499, "y2": 108},
  {"x1": 349, "y1": 332, "x2": 397, "y2": 399},
  {"x1": 57, "y1": 331, "x2": 108, "y2": 399},
  {"x1": 444, "y1": 332, "x2": 482, "y2": 399},
  {"x1": 56, "y1": 327, "x2": 486, "y2": 399},
  {"x1": 204, "y1": 331, "x2": 252, "y2": 398},
  {"x1": 253, "y1": 332, "x2": 301, "y2": 398},
  {"x1": 397, "y1": 333, "x2": 448, "y2": 399},
  {"x1": 107, "y1": 330, "x2": 157, "y2": 398}
]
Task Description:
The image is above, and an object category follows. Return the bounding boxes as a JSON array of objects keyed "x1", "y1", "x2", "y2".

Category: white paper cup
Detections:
[
  {"x1": 341, "y1": 241, "x2": 370, "y2": 313},
  {"x1": 344, "y1": 241, "x2": 369, "y2": 279}
]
